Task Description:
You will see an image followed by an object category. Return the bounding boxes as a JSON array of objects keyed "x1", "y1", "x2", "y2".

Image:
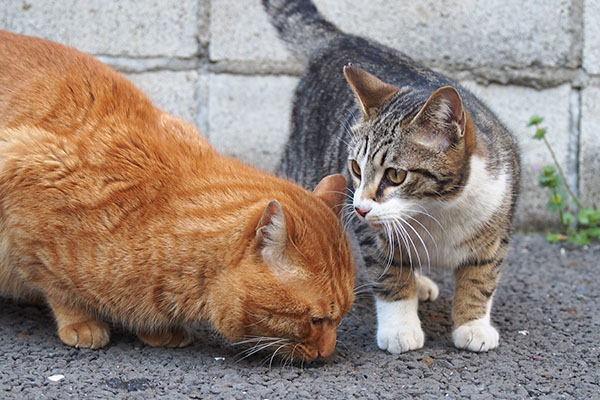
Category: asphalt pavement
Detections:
[{"x1": 1, "y1": 234, "x2": 599, "y2": 399}]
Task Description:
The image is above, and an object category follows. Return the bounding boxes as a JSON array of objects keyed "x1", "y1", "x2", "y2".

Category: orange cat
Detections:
[{"x1": 0, "y1": 30, "x2": 355, "y2": 361}]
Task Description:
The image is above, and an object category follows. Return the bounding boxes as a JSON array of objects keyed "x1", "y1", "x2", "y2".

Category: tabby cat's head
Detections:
[
  {"x1": 216, "y1": 174, "x2": 355, "y2": 362},
  {"x1": 343, "y1": 64, "x2": 476, "y2": 230}
]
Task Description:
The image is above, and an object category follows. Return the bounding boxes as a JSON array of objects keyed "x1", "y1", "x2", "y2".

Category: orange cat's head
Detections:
[{"x1": 212, "y1": 174, "x2": 355, "y2": 361}]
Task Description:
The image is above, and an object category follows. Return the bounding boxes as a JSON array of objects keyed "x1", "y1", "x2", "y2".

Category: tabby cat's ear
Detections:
[
  {"x1": 343, "y1": 63, "x2": 399, "y2": 120},
  {"x1": 313, "y1": 174, "x2": 347, "y2": 219},
  {"x1": 408, "y1": 86, "x2": 467, "y2": 151}
]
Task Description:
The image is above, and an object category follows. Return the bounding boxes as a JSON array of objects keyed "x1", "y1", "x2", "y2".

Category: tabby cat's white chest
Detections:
[{"x1": 402, "y1": 156, "x2": 509, "y2": 270}]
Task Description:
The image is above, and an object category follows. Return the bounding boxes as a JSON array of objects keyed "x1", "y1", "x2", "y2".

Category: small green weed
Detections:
[{"x1": 528, "y1": 115, "x2": 600, "y2": 245}]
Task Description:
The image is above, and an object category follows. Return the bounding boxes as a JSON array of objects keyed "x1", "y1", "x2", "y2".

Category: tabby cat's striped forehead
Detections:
[
  {"x1": 347, "y1": 89, "x2": 434, "y2": 162},
  {"x1": 348, "y1": 114, "x2": 418, "y2": 168}
]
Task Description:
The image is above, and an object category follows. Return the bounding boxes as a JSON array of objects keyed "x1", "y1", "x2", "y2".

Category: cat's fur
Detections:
[
  {"x1": 0, "y1": 30, "x2": 355, "y2": 361},
  {"x1": 263, "y1": 0, "x2": 520, "y2": 352}
]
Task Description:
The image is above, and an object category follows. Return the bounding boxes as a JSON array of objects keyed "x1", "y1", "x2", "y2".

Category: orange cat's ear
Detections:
[
  {"x1": 313, "y1": 174, "x2": 347, "y2": 219},
  {"x1": 408, "y1": 86, "x2": 467, "y2": 151},
  {"x1": 343, "y1": 63, "x2": 399, "y2": 120},
  {"x1": 255, "y1": 200, "x2": 288, "y2": 251},
  {"x1": 255, "y1": 201, "x2": 303, "y2": 284}
]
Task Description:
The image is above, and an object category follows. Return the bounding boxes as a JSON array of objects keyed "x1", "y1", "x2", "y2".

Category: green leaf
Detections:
[
  {"x1": 578, "y1": 210, "x2": 590, "y2": 226},
  {"x1": 547, "y1": 202, "x2": 565, "y2": 213},
  {"x1": 585, "y1": 228, "x2": 600, "y2": 239},
  {"x1": 533, "y1": 127, "x2": 547, "y2": 140},
  {"x1": 541, "y1": 165, "x2": 557, "y2": 176},
  {"x1": 539, "y1": 169, "x2": 561, "y2": 189},
  {"x1": 592, "y1": 209, "x2": 600, "y2": 221},
  {"x1": 547, "y1": 190, "x2": 568, "y2": 212},
  {"x1": 577, "y1": 207, "x2": 600, "y2": 227},
  {"x1": 561, "y1": 212, "x2": 575, "y2": 226},
  {"x1": 528, "y1": 115, "x2": 544, "y2": 127},
  {"x1": 579, "y1": 207, "x2": 600, "y2": 227},
  {"x1": 568, "y1": 232, "x2": 591, "y2": 246}
]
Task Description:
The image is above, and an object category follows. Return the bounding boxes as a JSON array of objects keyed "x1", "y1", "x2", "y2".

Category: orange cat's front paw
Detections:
[
  {"x1": 137, "y1": 328, "x2": 193, "y2": 348},
  {"x1": 58, "y1": 320, "x2": 110, "y2": 349}
]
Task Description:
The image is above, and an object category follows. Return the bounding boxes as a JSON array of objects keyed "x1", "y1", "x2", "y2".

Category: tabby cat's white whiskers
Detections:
[
  {"x1": 341, "y1": 202, "x2": 359, "y2": 233},
  {"x1": 353, "y1": 282, "x2": 373, "y2": 295},
  {"x1": 393, "y1": 215, "x2": 431, "y2": 272},
  {"x1": 387, "y1": 218, "x2": 413, "y2": 270},
  {"x1": 377, "y1": 221, "x2": 395, "y2": 280},
  {"x1": 393, "y1": 218, "x2": 421, "y2": 272},
  {"x1": 400, "y1": 213, "x2": 439, "y2": 255},
  {"x1": 403, "y1": 207, "x2": 445, "y2": 232},
  {"x1": 341, "y1": 111, "x2": 359, "y2": 139}
]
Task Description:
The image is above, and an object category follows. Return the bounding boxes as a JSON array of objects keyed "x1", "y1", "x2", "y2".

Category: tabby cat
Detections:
[
  {"x1": 0, "y1": 30, "x2": 355, "y2": 361},
  {"x1": 264, "y1": 0, "x2": 520, "y2": 352}
]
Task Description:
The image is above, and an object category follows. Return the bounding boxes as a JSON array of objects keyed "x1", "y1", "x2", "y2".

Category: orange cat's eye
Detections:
[
  {"x1": 350, "y1": 160, "x2": 361, "y2": 177},
  {"x1": 386, "y1": 168, "x2": 407, "y2": 185}
]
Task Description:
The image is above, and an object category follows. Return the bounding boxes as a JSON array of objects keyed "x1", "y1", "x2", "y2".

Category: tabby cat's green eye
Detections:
[
  {"x1": 350, "y1": 160, "x2": 361, "y2": 177},
  {"x1": 386, "y1": 168, "x2": 407, "y2": 185}
]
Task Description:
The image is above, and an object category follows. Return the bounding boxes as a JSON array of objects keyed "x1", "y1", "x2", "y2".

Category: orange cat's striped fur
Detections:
[{"x1": 0, "y1": 30, "x2": 355, "y2": 361}]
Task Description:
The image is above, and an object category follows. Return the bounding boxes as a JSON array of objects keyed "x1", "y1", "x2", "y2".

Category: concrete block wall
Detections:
[{"x1": 1, "y1": 0, "x2": 599, "y2": 230}]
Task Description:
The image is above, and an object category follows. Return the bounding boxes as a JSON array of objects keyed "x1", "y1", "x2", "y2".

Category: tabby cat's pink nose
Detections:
[{"x1": 355, "y1": 207, "x2": 370, "y2": 217}]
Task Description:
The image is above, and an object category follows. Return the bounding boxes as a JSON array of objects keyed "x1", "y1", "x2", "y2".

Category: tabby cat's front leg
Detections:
[
  {"x1": 374, "y1": 272, "x2": 423, "y2": 354},
  {"x1": 451, "y1": 242, "x2": 506, "y2": 352},
  {"x1": 360, "y1": 230, "x2": 424, "y2": 354}
]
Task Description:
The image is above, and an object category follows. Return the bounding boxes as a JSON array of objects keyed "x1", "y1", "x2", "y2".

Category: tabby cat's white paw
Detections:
[
  {"x1": 375, "y1": 297, "x2": 424, "y2": 354},
  {"x1": 452, "y1": 319, "x2": 499, "y2": 352},
  {"x1": 415, "y1": 274, "x2": 439, "y2": 302},
  {"x1": 377, "y1": 323, "x2": 425, "y2": 354}
]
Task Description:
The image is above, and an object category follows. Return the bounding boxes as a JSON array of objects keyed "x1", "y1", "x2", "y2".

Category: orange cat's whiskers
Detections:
[
  {"x1": 241, "y1": 315, "x2": 270, "y2": 330},
  {"x1": 287, "y1": 343, "x2": 302, "y2": 368},
  {"x1": 268, "y1": 343, "x2": 289, "y2": 370},
  {"x1": 232, "y1": 335, "x2": 284, "y2": 346},
  {"x1": 234, "y1": 337, "x2": 291, "y2": 362}
]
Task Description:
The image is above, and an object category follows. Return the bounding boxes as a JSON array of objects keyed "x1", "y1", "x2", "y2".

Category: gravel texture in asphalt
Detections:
[{"x1": 1, "y1": 234, "x2": 598, "y2": 399}]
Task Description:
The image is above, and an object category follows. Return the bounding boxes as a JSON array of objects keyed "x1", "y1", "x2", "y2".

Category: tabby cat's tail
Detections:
[{"x1": 262, "y1": 0, "x2": 342, "y2": 61}]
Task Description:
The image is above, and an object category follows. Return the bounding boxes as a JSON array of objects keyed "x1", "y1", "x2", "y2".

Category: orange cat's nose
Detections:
[{"x1": 317, "y1": 324, "x2": 337, "y2": 358}]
